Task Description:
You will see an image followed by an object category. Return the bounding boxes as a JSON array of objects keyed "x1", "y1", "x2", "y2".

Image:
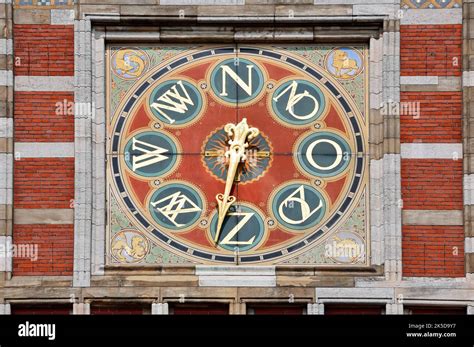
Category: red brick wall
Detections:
[
  {"x1": 13, "y1": 25, "x2": 74, "y2": 76},
  {"x1": 400, "y1": 92, "x2": 462, "y2": 143},
  {"x1": 13, "y1": 22, "x2": 75, "y2": 277},
  {"x1": 400, "y1": 25, "x2": 462, "y2": 76},
  {"x1": 401, "y1": 159, "x2": 463, "y2": 210},
  {"x1": 402, "y1": 226, "x2": 465, "y2": 277},
  {"x1": 14, "y1": 158, "x2": 74, "y2": 209},
  {"x1": 13, "y1": 225, "x2": 74, "y2": 276},
  {"x1": 14, "y1": 92, "x2": 74, "y2": 142},
  {"x1": 400, "y1": 22, "x2": 464, "y2": 278}
]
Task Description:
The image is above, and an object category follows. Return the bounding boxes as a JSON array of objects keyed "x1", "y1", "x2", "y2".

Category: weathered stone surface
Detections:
[
  {"x1": 466, "y1": 237, "x2": 474, "y2": 254},
  {"x1": 249, "y1": 0, "x2": 312, "y2": 4},
  {"x1": 13, "y1": 9, "x2": 50, "y2": 25},
  {"x1": 73, "y1": 303, "x2": 90, "y2": 315},
  {"x1": 401, "y1": 143, "x2": 463, "y2": 159},
  {"x1": 274, "y1": 5, "x2": 352, "y2": 16},
  {"x1": 402, "y1": 210, "x2": 464, "y2": 226},
  {"x1": 14, "y1": 143, "x2": 74, "y2": 158},
  {"x1": 161, "y1": 287, "x2": 238, "y2": 298},
  {"x1": 277, "y1": 276, "x2": 354, "y2": 287},
  {"x1": 402, "y1": 77, "x2": 461, "y2": 92},
  {"x1": 80, "y1": 0, "x2": 156, "y2": 4},
  {"x1": 14, "y1": 209, "x2": 74, "y2": 225},
  {"x1": 467, "y1": 254, "x2": 474, "y2": 273},
  {"x1": 197, "y1": 5, "x2": 273, "y2": 17},
  {"x1": 51, "y1": 9, "x2": 75, "y2": 25},
  {"x1": 151, "y1": 302, "x2": 168, "y2": 315},
  {"x1": 120, "y1": 275, "x2": 199, "y2": 287},
  {"x1": 79, "y1": 5, "x2": 121, "y2": 15},
  {"x1": 316, "y1": 287, "x2": 394, "y2": 300},
  {"x1": 15, "y1": 76, "x2": 74, "y2": 92},
  {"x1": 161, "y1": 0, "x2": 244, "y2": 4},
  {"x1": 401, "y1": 9, "x2": 462, "y2": 25},
  {"x1": 238, "y1": 286, "x2": 315, "y2": 299},
  {"x1": 120, "y1": 5, "x2": 197, "y2": 16}
]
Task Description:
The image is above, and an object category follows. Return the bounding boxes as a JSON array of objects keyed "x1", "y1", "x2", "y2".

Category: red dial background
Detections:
[{"x1": 115, "y1": 49, "x2": 360, "y2": 256}]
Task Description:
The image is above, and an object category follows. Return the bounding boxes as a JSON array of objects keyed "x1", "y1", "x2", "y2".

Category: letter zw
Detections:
[{"x1": 151, "y1": 80, "x2": 195, "y2": 124}]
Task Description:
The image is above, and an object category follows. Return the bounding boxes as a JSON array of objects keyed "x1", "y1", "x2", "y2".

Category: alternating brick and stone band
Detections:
[
  {"x1": 463, "y1": 1, "x2": 474, "y2": 276},
  {"x1": 0, "y1": 1, "x2": 13, "y2": 278},
  {"x1": 400, "y1": 8, "x2": 465, "y2": 277},
  {"x1": 12, "y1": 8, "x2": 75, "y2": 277}
]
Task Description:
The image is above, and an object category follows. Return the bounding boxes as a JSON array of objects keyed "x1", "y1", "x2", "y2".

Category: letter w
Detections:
[
  {"x1": 151, "y1": 80, "x2": 194, "y2": 124},
  {"x1": 132, "y1": 137, "x2": 169, "y2": 171}
]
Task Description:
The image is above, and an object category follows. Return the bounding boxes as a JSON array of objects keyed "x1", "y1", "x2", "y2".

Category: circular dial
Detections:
[{"x1": 108, "y1": 46, "x2": 367, "y2": 264}]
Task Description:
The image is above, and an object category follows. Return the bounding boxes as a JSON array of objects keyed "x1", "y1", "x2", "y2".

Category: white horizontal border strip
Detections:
[
  {"x1": 402, "y1": 210, "x2": 463, "y2": 226},
  {"x1": 316, "y1": 287, "x2": 394, "y2": 300},
  {"x1": 315, "y1": 0, "x2": 394, "y2": 3},
  {"x1": 0, "y1": 236, "x2": 12, "y2": 272},
  {"x1": 15, "y1": 142, "x2": 74, "y2": 158},
  {"x1": 160, "y1": 0, "x2": 243, "y2": 4},
  {"x1": 465, "y1": 174, "x2": 474, "y2": 205},
  {"x1": 51, "y1": 9, "x2": 75, "y2": 25},
  {"x1": 198, "y1": 275, "x2": 276, "y2": 287},
  {"x1": 0, "y1": 70, "x2": 12, "y2": 87},
  {"x1": 400, "y1": 76, "x2": 438, "y2": 85},
  {"x1": 401, "y1": 8, "x2": 462, "y2": 25},
  {"x1": 0, "y1": 39, "x2": 12, "y2": 55},
  {"x1": 0, "y1": 153, "x2": 12, "y2": 205},
  {"x1": 15, "y1": 76, "x2": 74, "y2": 92},
  {"x1": 195, "y1": 265, "x2": 275, "y2": 276},
  {"x1": 401, "y1": 143, "x2": 462, "y2": 159},
  {"x1": 0, "y1": 118, "x2": 12, "y2": 138},
  {"x1": 196, "y1": 266, "x2": 276, "y2": 287},
  {"x1": 14, "y1": 209, "x2": 74, "y2": 225},
  {"x1": 466, "y1": 238, "x2": 474, "y2": 254},
  {"x1": 463, "y1": 71, "x2": 474, "y2": 87}
]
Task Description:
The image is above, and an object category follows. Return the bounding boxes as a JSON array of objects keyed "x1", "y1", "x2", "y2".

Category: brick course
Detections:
[
  {"x1": 13, "y1": 25, "x2": 74, "y2": 76},
  {"x1": 13, "y1": 224, "x2": 73, "y2": 276},
  {"x1": 14, "y1": 158, "x2": 74, "y2": 209},
  {"x1": 402, "y1": 225, "x2": 464, "y2": 277},
  {"x1": 400, "y1": 25, "x2": 462, "y2": 76},
  {"x1": 401, "y1": 159, "x2": 463, "y2": 210},
  {"x1": 400, "y1": 92, "x2": 462, "y2": 143},
  {"x1": 14, "y1": 92, "x2": 74, "y2": 142}
]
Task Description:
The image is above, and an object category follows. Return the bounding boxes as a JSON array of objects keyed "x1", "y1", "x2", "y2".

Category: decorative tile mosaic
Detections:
[
  {"x1": 15, "y1": 0, "x2": 74, "y2": 6},
  {"x1": 401, "y1": 0, "x2": 461, "y2": 9}
]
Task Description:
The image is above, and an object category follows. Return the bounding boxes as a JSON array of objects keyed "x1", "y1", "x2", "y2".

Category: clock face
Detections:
[{"x1": 107, "y1": 45, "x2": 369, "y2": 265}]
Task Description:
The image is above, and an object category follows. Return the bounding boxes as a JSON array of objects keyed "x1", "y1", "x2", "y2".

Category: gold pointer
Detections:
[{"x1": 214, "y1": 118, "x2": 260, "y2": 244}]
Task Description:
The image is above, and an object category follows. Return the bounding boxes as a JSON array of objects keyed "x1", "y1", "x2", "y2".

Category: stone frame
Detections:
[{"x1": 73, "y1": 14, "x2": 401, "y2": 288}]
